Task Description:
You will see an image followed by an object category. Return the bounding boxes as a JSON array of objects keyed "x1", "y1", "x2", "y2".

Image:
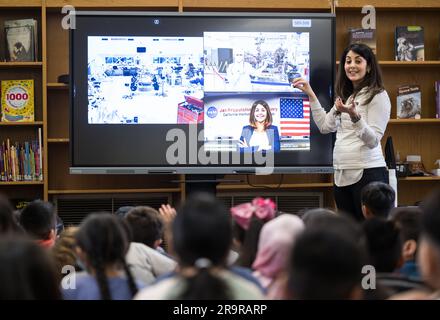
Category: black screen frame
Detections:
[{"x1": 70, "y1": 11, "x2": 336, "y2": 175}]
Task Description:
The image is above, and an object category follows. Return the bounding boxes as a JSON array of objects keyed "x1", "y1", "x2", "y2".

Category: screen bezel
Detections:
[{"x1": 70, "y1": 11, "x2": 336, "y2": 174}]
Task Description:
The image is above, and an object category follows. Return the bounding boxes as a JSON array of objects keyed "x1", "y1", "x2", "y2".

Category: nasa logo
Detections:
[{"x1": 207, "y1": 106, "x2": 218, "y2": 118}]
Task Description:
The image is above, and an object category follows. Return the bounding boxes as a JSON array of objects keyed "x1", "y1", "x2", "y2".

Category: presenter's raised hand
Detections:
[{"x1": 291, "y1": 77, "x2": 318, "y2": 102}]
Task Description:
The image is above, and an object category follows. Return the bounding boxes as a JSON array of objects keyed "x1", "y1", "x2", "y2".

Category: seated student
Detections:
[
  {"x1": 390, "y1": 207, "x2": 422, "y2": 280},
  {"x1": 115, "y1": 206, "x2": 134, "y2": 219},
  {"x1": 51, "y1": 227, "x2": 83, "y2": 277},
  {"x1": 230, "y1": 197, "x2": 276, "y2": 269},
  {"x1": 135, "y1": 193, "x2": 264, "y2": 300},
  {"x1": 123, "y1": 206, "x2": 177, "y2": 285},
  {"x1": 252, "y1": 214, "x2": 305, "y2": 299},
  {"x1": 285, "y1": 220, "x2": 366, "y2": 299},
  {"x1": 63, "y1": 213, "x2": 142, "y2": 300},
  {"x1": 0, "y1": 237, "x2": 61, "y2": 300},
  {"x1": 361, "y1": 181, "x2": 395, "y2": 220},
  {"x1": 19, "y1": 200, "x2": 57, "y2": 248},
  {"x1": 363, "y1": 218, "x2": 426, "y2": 296},
  {"x1": 298, "y1": 207, "x2": 336, "y2": 227},
  {"x1": 414, "y1": 189, "x2": 440, "y2": 299}
]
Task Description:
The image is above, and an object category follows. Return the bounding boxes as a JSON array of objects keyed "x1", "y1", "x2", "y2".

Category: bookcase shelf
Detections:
[
  {"x1": 336, "y1": 0, "x2": 440, "y2": 9},
  {"x1": 398, "y1": 176, "x2": 440, "y2": 181},
  {"x1": 47, "y1": 83, "x2": 68, "y2": 89},
  {"x1": 48, "y1": 188, "x2": 181, "y2": 195},
  {"x1": 0, "y1": 62, "x2": 43, "y2": 68},
  {"x1": 47, "y1": 138, "x2": 69, "y2": 143},
  {"x1": 0, "y1": 181, "x2": 44, "y2": 185},
  {"x1": 0, "y1": 121, "x2": 44, "y2": 126},
  {"x1": 217, "y1": 182, "x2": 333, "y2": 190},
  {"x1": 388, "y1": 119, "x2": 440, "y2": 124}
]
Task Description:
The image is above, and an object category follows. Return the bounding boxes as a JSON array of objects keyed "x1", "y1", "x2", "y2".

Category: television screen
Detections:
[{"x1": 71, "y1": 12, "x2": 335, "y2": 174}]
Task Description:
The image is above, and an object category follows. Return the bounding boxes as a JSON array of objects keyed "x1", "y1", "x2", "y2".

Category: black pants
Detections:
[{"x1": 334, "y1": 167, "x2": 389, "y2": 222}]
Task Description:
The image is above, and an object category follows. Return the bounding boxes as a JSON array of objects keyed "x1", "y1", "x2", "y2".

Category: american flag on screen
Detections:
[{"x1": 279, "y1": 97, "x2": 310, "y2": 137}]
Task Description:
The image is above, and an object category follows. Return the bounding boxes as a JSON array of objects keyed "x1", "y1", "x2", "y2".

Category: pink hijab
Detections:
[{"x1": 252, "y1": 214, "x2": 305, "y2": 288}]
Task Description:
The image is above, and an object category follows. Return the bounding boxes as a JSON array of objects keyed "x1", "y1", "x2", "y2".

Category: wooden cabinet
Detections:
[{"x1": 0, "y1": 5, "x2": 44, "y2": 201}]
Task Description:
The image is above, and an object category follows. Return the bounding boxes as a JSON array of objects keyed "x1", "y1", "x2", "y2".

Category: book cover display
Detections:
[
  {"x1": 395, "y1": 26, "x2": 424, "y2": 61},
  {"x1": 397, "y1": 84, "x2": 421, "y2": 119},
  {"x1": 4, "y1": 18, "x2": 38, "y2": 62},
  {"x1": 348, "y1": 28, "x2": 376, "y2": 54},
  {"x1": 1, "y1": 79, "x2": 35, "y2": 122}
]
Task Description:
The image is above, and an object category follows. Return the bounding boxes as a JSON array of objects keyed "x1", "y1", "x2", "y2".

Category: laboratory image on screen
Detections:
[
  {"x1": 203, "y1": 94, "x2": 310, "y2": 153},
  {"x1": 204, "y1": 32, "x2": 309, "y2": 93},
  {"x1": 87, "y1": 36, "x2": 204, "y2": 124}
]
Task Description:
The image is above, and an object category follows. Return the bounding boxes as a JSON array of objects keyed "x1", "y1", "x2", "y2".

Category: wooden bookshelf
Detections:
[
  {"x1": 0, "y1": 121, "x2": 44, "y2": 126},
  {"x1": 0, "y1": 62, "x2": 43, "y2": 68},
  {"x1": 388, "y1": 119, "x2": 440, "y2": 124},
  {"x1": 0, "y1": 181, "x2": 44, "y2": 185},
  {"x1": 47, "y1": 138, "x2": 69, "y2": 143},
  {"x1": 399, "y1": 176, "x2": 440, "y2": 181},
  {"x1": 217, "y1": 182, "x2": 333, "y2": 190},
  {"x1": 46, "y1": 83, "x2": 68, "y2": 89},
  {"x1": 48, "y1": 188, "x2": 181, "y2": 194},
  {"x1": 336, "y1": 0, "x2": 440, "y2": 9}
]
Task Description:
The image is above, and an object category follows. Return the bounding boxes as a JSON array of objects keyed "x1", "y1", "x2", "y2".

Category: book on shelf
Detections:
[
  {"x1": 395, "y1": 26, "x2": 424, "y2": 61},
  {"x1": 348, "y1": 28, "x2": 376, "y2": 55},
  {"x1": 1, "y1": 79, "x2": 34, "y2": 122},
  {"x1": 436, "y1": 80, "x2": 440, "y2": 119},
  {"x1": 10, "y1": 199, "x2": 32, "y2": 210},
  {"x1": 397, "y1": 85, "x2": 421, "y2": 119},
  {"x1": 0, "y1": 128, "x2": 42, "y2": 182},
  {"x1": 4, "y1": 18, "x2": 38, "y2": 62}
]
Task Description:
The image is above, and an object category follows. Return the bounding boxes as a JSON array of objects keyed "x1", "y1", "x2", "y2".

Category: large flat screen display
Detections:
[{"x1": 70, "y1": 12, "x2": 335, "y2": 174}]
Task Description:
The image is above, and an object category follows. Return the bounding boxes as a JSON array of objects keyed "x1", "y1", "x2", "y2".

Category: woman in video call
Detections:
[
  {"x1": 291, "y1": 43, "x2": 391, "y2": 221},
  {"x1": 238, "y1": 99, "x2": 280, "y2": 152}
]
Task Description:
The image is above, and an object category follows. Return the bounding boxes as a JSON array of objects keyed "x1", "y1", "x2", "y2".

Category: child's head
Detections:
[
  {"x1": 230, "y1": 197, "x2": 276, "y2": 268},
  {"x1": 336, "y1": 43, "x2": 384, "y2": 104},
  {"x1": 419, "y1": 189, "x2": 440, "y2": 290},
  {"x1": 299, "y1": 207, "x2": 336, "y2": 226},
  {"x1": 252, "y1": 214, "x2": 305, "y2": 282},
  {"x1": 173, "y1": 193, "x2": 232, "y2": 299},
  {"x1": 174, "y1": 193, "x2": 231, "y2": 268},
  {"x1": 363, "y1": 218, "x2": 402, "y2": 273},
  {"x1": 52, "y1": 227, "x2": 81, "y2": 274},
  {"x1": 125, "y1": 206, "x2": 164, "y2": 248},
  {"x1": 390, "y1": 207, "x2": 422, "y2": 262},
  {"x1": 0, "y1": 237, "x2": 61, "y2": 299},
  {"x1": 287, "y1": 222, "x2": 365, "y2": 299},
  {"x1": 361, "y1": 182, "x2": 395, "y2": 220},
  {"x1": 75, "y1": 213, "x2": 137, "y2": 299},
  {"x1": 19, "y1": 200, "x2": 56, "y2": 242}
]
